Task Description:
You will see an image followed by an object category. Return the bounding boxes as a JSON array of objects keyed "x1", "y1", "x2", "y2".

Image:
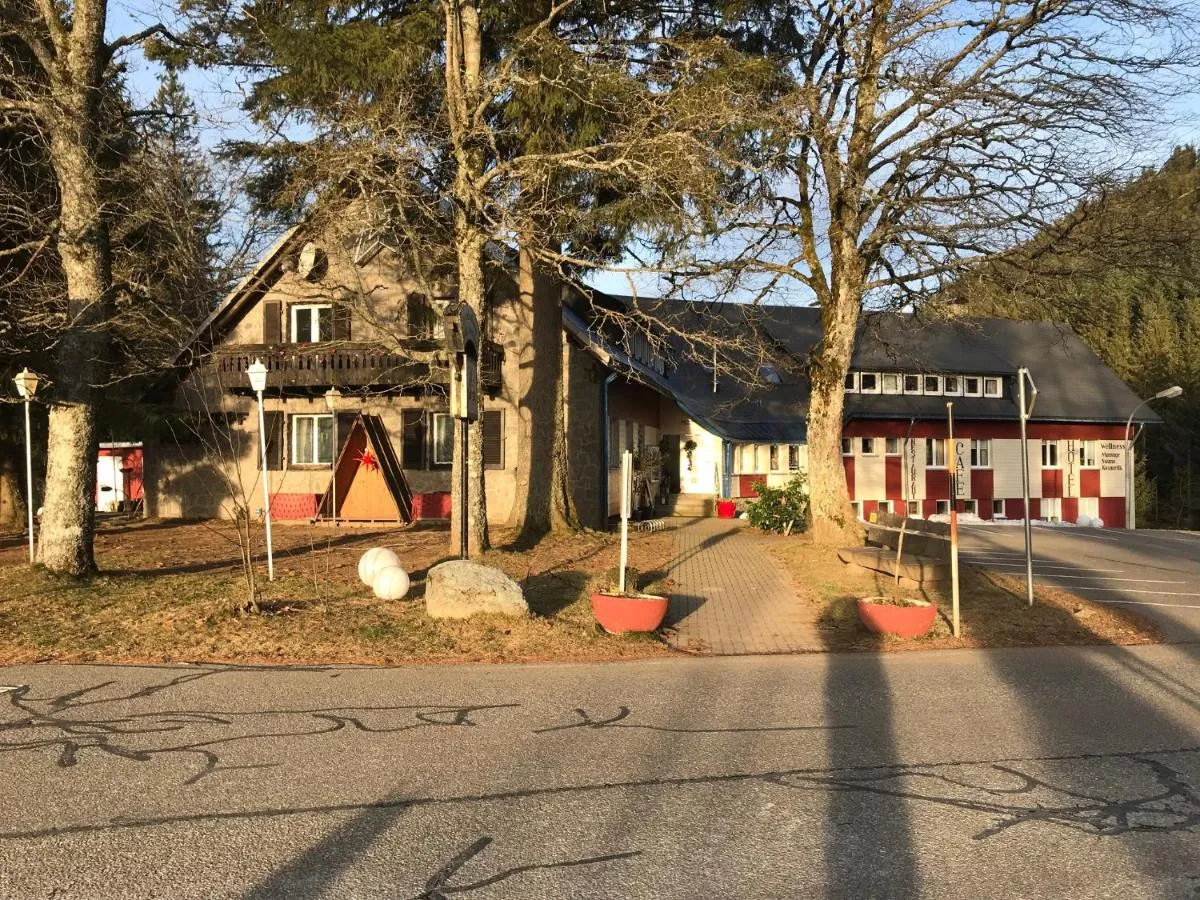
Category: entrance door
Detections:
[
  {"x1": 662, "y1": 434, "x2": 682, "y2": 493},
  {"x1": 96, "y1": 456, "x2": 124, "y2": 511}
]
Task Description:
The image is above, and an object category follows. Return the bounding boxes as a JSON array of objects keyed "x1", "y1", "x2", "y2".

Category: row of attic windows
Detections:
[{"x1": 844, "y1": 372, "x2": 1004, "y2": 398}]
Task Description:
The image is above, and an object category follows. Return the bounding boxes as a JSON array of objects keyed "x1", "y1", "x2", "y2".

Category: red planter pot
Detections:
[
  {"x1": 591, "y1": 592, "x2": 669, "y2": 634},
  {"x1": 856, "y1": 597, "x2": 937, "y2": 638},
  {"x1": 716, "y1": 500, "x2": 737, "y2": 519}
]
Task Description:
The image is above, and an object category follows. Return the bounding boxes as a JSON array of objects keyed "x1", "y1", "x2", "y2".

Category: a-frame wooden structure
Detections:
[{"x1": 316, "y1": 414, "x2": 413, "y2": 523}]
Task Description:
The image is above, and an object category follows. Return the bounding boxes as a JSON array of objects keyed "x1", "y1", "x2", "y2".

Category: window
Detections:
[
  {"x1": 860, "y1": 372, "x2": 880, "y2": 393},
  {"x1": 970, "y1": 438, "x2": 991, "y2": 468},
  {"x1": 877, "y1": 500, "x2": 891, "y2": 515},
  {"x1": 944, "y1": 375, "x2": 962, "y2": 396},
  {"x1": 401, "y1": 410, "x2": 426, "y2": 468},
  {"x1": 844, "y1": 372, "x2": 859, "y2": 393},
  {"x1": 907, "y1": 500, "x2": 921, "y2": 517},
  {"x1": 963, "y1": 376, "x2": 982, "y2": 397},
  {"x1": 861, "y1": 437, "x2": 878, "y2": 456},
  {"x1": 291, "y1": 414, "x2": 334, "y2": 465},
  {"x1": 760, "y1": 365, "x2": 782, "y2": 385},
  {"x1": 963, "y1": 499, "x2": 978, "y2": 516},
  {"x1": 926, "y1": 438, "x2": 946, "y2": 467},
  {"x1": 769, "y1": 444, "x2": 780, "y2": 471},
  {"x1": 850, "y1": 501, "x2": 862, "y2": 519},
  {"x1": 1041, "y1": 440, "x2": 1059, "y2": 468},
  {"x1": 903, "y1": 374, "x2": 922, "y2": 394},
  {"x1": 608, "y1": 419, "x2": 620, "y2": 468},
  {"x1": 881, "y1": 373, "x2": 902, "y2": 394},
  {"x1": 935, "y1": 499, "x2": 950, "y2": 515},
  {"x1": 923, "y1": 375, "x2": 943, "y2": 395},
  {"x1": 993, "y1": 499, "x2": 1005, "y2": 518},
  {"x1": 1080, "y1": 440, "x2": 1098, "y2": 468},
  {"x1": 407, "y1": 294, "x2": 438, "y2": 338},
  {"x1": 842, "y1": 438, "x2": 853, "y2": 456},
  {"x1": 290, "y1": 303, "x2": 332, "y2": 343},
  {"x1": 983, "y1": 377, "x2": 1002, "y2": 398},
  {"x1": 482, "y1": 409, "x2": 504, "y2": 469},
  {"x1": 885, "y1": 437, "x2": 900, "y2": 455},
  {"x1": 432, "y1": 413, "x2": 455, "y2": 465},
  {"x1": 788, "y1": 445, "x2": 801, "y2": 471}
]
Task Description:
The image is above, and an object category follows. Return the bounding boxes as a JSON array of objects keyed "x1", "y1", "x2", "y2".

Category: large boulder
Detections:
[{"x1": 425, "y1": 560, "x2": 528, "y2": 620}]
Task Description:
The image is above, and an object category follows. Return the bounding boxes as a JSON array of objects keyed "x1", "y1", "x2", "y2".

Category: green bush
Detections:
[{"x1": 745, "y1": 474, "x2": 809, "y2": 534}]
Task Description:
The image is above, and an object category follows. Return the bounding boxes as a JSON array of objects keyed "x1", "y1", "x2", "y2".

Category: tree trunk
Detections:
[
  {"x1": 510, "y1": 245, "x2": 579, "y2": 539},
  {"x1": 806, "y1": 269, "x2": 864, "y2": 546},
  {"x1": 448, "y1": 233, "x2": 490, "y2": 557},
  {"x1": 39, "y1": 103, "x2": 111, "y2": 575}
]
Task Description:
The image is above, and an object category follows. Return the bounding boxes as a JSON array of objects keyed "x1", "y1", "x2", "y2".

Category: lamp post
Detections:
[
  {"x1": 247, "y1": 359, "x2": 274, "y2": 580},
  {"x1": 324, "y1": 386, "x2": 342, "y2": 525},
  {"x1": 13, "y1": 368, "x2": 39, "y2": 564},
  {"x1": 1125, "y1": 384, "x2": 1182, "y2": 530}
]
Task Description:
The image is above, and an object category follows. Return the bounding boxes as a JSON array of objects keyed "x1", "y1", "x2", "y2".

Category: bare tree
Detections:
[
  {"x1": 659, "y1": 0, "x2": 1197, "y2": 543},
  {"x1": 0, "y1": 0, "x2": 187, "y2": 573}
]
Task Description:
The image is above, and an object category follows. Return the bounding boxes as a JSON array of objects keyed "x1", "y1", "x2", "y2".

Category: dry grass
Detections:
[
  {"x1": 760, "y1": 531, "x2": 1161, "y2": 652},
  {"x1": 0, "y1": 519, "x2": 678, "y2": 666}
]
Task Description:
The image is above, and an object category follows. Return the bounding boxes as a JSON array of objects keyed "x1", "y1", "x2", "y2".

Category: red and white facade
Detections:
[{"x1": 838, "y1": 421, "x2": 1129, "y2": 527}]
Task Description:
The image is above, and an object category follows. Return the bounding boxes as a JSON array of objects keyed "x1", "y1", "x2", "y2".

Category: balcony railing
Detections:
[{"x1": 210, "y1": 341, "x2": 504, "y2": 391}]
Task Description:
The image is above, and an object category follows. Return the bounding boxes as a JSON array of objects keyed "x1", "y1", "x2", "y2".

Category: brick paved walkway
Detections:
[{"x1": 663, "y1": 518, "x2": 823, "y2": 655}]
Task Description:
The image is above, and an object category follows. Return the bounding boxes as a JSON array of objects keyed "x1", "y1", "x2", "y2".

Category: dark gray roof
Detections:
[{"x1": 590, "y1": 299, "x2": 1159, "y2": 438}]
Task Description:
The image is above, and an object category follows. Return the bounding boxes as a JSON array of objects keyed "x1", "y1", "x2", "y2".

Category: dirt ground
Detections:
[
  {"x1": 0, "y1": 517, "x2": 678, "y2": 666},
  {"x1": 760, "y1": 531, "x2": 1160, "y2": 651}
]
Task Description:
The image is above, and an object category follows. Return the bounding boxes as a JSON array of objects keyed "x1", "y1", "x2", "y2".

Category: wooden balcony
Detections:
[{"x1": 209, "y1": 341, "x2": 504, "y2": 392}]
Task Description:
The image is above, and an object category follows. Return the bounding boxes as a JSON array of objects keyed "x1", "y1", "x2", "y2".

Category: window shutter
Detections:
[
  {"x1": 263, "y1": 411, "x2": 284, "y2": 470},
  {"x1": 336, "y1": 412, "x2": 357, "y2": 461},
  {"x1": 482, "y1": 409, "x2": 504, "y2": 469},
  {"x1": 332, "y1": 303, "x2": 352, "y2": 341},
  {"x1": 401, "y1": 410, "x2": 426, "y2": 469},
  {"x1": 263, "y1": 300, "x2": 282, "y2": 344}
]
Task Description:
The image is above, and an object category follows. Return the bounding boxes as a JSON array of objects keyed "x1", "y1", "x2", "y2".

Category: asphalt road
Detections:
[
  {"x1": 960, "y1": 525, "x2": 1200, "y2": 642},
  {"x1": 2, "y1": 648, "x2": 1198, "y2": 898}
]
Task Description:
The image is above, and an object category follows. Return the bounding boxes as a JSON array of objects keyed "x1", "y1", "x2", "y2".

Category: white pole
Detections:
[
  {"x1": 946, "y1": 402, "x2": 960, "y2": 638},
  {"x1": 1124, "y1": 404, "x2": 1142, "y2": 531},
  {"x1": 619, "y1": 450, "x2": 631, "y2": 594},
  {"x1": 23, "y1": 398, "x2": 34, "y2": 564},
  {"x1": 1018, "y1": 369, "x2": 1034, "y2": 606},
  {"x1": 256, "y1": 390, "x2": 275, "y2": 581}
]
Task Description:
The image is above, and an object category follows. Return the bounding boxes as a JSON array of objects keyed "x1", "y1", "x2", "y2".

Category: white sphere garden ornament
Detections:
[
  {"x1": 1092, "y1": 517, "x2": 1105, "y2": 528},
  {"x1": 373, "y1": 565, "x2": 411, "y2": 601},
  {"x1": 358, "y1": 547, "x2": 400, "y2": 586},
  {"x1": 1076, "y1": 514, "x2": 1093, "y2": 528}
]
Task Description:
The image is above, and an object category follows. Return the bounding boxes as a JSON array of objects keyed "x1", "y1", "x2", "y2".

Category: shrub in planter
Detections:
[
  {"x1": 745, "y1": 474, "x2": 809, "y2": 534},
  {"x1": 591, "y1": 566, "x2": 669, "y2": 634}
]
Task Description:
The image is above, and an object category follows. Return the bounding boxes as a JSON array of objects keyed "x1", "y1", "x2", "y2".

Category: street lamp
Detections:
[
  {"x1": 247, "y1": 359, "x2": 274, "y2": 580},
  {"x1": 12, "y1": 368, "x2": 39, "y2": 564},
  {"x1": 1125, "y1": 384, "x2": 1183, "y2": 530},
  {"x1": 323, "y1": 386, "x2": 342, "y2": 525}
]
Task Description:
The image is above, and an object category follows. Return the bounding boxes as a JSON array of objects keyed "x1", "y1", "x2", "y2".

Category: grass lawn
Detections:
[
  {"x1": 0, "y1": 518, "x2": 678, "y2": 666},
  {"x1": 759, "y1": 531, "x2": 1161, "y2": 651}
]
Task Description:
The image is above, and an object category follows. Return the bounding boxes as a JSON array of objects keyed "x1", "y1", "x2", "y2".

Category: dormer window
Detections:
[
  {"x1": 860, "y1": 373, "x2": 880, "y2": 393},
  {"x1": 844, "y1": 372, "x2": 859, "y2": 392},
  {"x1": 963, "y1": 376, "x2": 982, "y2": 397},
  {"x1": 903, "y1": 374, "x2": 922, "y2": 394},
  {"x1": 944, "y1": 375, "x2": 962, "y2": 396},
  {"x1": 923, "y1": 375, "x2": 943, "y2": 395},
  {"x1": 291, "y1": 304, "x2": 333, "y2": 343},
  {"x1": 881, "y1": 373, "x2": 902, "y2": 394},
  {"x1": 983, "y1": 376, "x2": 1003, "y2": 397}
]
